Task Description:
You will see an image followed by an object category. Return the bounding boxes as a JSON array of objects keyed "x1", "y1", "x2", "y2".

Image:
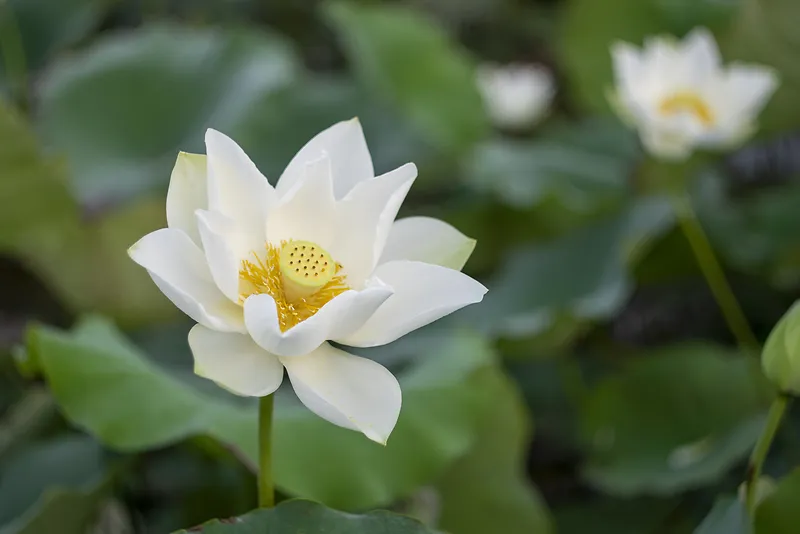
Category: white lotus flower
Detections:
[
  {"x1": 476, "y1": 63, "x2": 555, "y2": 130},
  {"x1": 610, "y1": 27, "x2": 779, "y2": 160},
  {"x1": 128, "y1": 119, "x2": 486, "y2": 444}
]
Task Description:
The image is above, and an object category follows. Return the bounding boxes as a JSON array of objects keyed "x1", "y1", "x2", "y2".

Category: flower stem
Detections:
[
  {"x1": 670, "y1": 192, "x2": 760, "y2": 353},
  {"x1": 258, "y1": 394, "x2": 275, "y2": 508},
  {"x1": 745, "y1": 395, "x2": 790, "y2": 516}
]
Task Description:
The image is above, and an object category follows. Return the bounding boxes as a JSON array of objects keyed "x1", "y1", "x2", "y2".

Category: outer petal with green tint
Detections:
[{"x1": 166, "y1": 152, "x2": 207, "y2": 246}]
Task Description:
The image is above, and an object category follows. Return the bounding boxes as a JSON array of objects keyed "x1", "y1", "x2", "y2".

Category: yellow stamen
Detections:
[
  {"x1": 658, "y1": 92, "x2": 714, "y2": 126},
  {"x1": 239, "y1": 240, "x2": 348, "y2": 332}
]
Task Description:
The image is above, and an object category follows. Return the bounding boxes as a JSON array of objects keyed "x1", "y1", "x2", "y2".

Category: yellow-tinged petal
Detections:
[{"x1": 166, "y1": 152, "x2": 207, "y2": 245}]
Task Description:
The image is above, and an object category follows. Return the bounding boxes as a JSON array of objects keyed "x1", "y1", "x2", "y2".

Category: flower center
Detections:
[
  {"x1": 239, "y1": 240, "x2": 348, "y2": 332},
  {"x1": 658, "y1": 92, "x2": 714, "y2": 126},
  {"x1": 278, "y1": 241, "x2": 336, "y2": 301}
]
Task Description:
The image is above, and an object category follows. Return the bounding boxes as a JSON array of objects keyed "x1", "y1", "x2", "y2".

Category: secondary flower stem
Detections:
[
  {"x1": 670, "y1": 192, "x2": 761, "y2": 353},
  {"x1": 258, "y1": 394, "x2": 275, "y2": 508},
  {"x1": 745, "y1": 395, "x2": 790, "y2": 516},
  {"x1": 669, "y1": 190, "x2": 792, "y2": 520}
]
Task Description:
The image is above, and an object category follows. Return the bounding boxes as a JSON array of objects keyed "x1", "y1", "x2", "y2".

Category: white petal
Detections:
[
  {"x1": 642, "y1": 35, "x2": 679, "y2": 72},
  {"x1": 609, "y1": 42, "x2": 663, "y2": 121},
  {"x1": 640, "y1": 35, "x2": 686, "y2": 97},
  {"x1": 682, "y1": 27, "x2": 721, "y2": 73},
  {"x1": 329, "y1": 163, "x2": 417, "y2": 287},
  {"x1": 724, "y1": 65, "x2": 779, "y2": 117},
  {"x1": 281, "y1": 342, "x2": 401, "y2": 444},
  {"x1": 266, "y1": 155, "x2": 337, "y2": 248},
  {"x1": 243, "y1": 285, "x2": 393, "y2": 357},
  {"x1": 275, "y1": 118, "x2": 374, "y2": 200},
  {"x1": 342, "y1": 260, "x2": 487, "y2": 348},
  {"x1": 696, "y1": 121, "x2": 754, "y2": 150},
  {"x1": 128, "y1": 229, "x2": 244, "y2": 332},
  {"x1": 205, "y1": 129, "x2": 275, "y2": 240},
  {"x1": 379, "y1": 217, "x2": 476, "y2": 270},
  {"x1": 188, "y1": 324, "x2": 284, "y2": 397},
  {"x1": 166, "y1": 152, "x2": 207, "y2": 245},
  {"x1": 196, "y1": 210, "x2": 263, "y2": 303},
  {"x1": 477, "y1": 63, "x2": 555, "y2": 129}
]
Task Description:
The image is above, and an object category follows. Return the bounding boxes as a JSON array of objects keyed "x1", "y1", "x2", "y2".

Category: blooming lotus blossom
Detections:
[
  {"x1": 128, "y1": 119, "x2": 486, "y2": 443},
  {"x1": 610, "y1": 27, "x2": 779, "y2": 160},
  {"x1": 476, "y1": 63, "x2": 555, "y2": 130}
]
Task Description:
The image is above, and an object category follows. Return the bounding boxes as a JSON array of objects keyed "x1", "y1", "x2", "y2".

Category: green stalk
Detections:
[
  {"x1": 745, "y1": 395, "x2": 790, "y2": 516},
  {"x1": 258, "y1": 394, "x2": 275, "y2": 508},
  {"x1": 669, "y1": 192, "x2": 760, "y2": 353},
  {"x1": 668, "y1": 188, "x2": 785, "y2": 521}
]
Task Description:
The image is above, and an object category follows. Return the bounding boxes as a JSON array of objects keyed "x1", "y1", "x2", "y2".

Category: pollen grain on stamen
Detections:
[{"x1": 239, "y1": 241, "x2": 348, "y2": 333}]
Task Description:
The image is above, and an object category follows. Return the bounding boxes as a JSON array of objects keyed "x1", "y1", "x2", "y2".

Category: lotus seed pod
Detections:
[{"x1": 279, "y1": 240, "x2": 336, "y2": 303}]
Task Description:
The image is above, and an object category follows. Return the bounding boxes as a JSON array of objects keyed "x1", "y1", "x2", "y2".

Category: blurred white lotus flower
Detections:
[
  {"x1": 476, "y1": 63, "x2": 555, "y2": 130},
  {"x1": 610, "y1": 27, "x2": 779, "y2": 160},
  {"x1": 128, "y1": 119, "x2": 486, "y2": 444}
]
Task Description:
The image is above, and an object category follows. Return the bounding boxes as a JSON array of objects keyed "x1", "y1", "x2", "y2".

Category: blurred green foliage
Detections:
[{"x1": 1, "y1": 0, "x2": 800, "y2": 532}]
